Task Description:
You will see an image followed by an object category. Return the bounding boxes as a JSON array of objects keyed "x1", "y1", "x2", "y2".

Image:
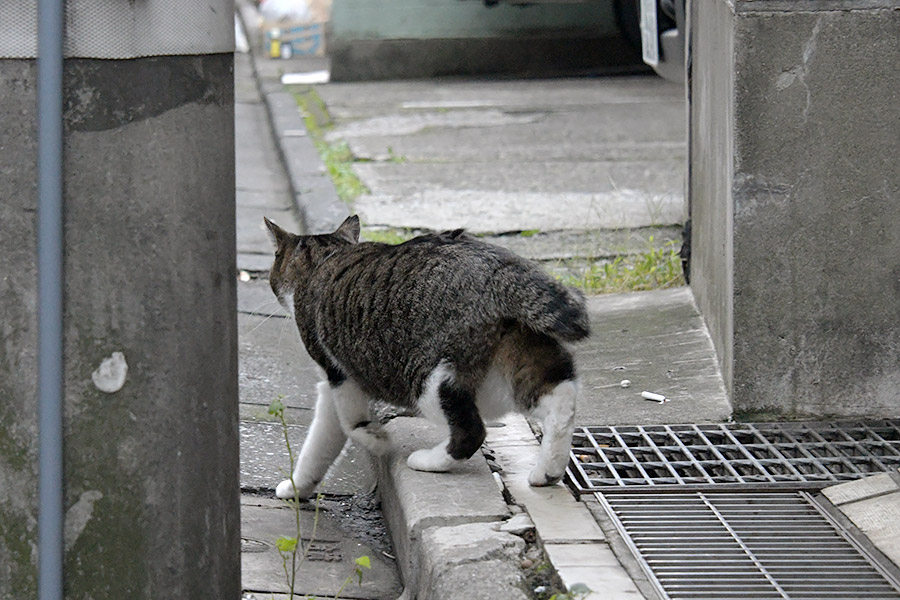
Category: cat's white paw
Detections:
[
  {"x1": 349, "y1": 422, "x2": 391, "y2": 455},
  {"x1": 528, "y1": 464, "x2": 564, "y2": 487},
  {"x1": 275, "y1": 478, "x2": 314, "y2": 500},
  {"x1": 407, "y1": 444, "x2": 459, "y2": 473}
]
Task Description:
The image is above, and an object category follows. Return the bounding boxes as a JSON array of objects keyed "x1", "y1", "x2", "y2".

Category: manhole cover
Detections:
[
  {"x1": 598, "y1": 491, "x2": 900, "y2": 600},
  {"x1": 567, "y1": 420, "x2": 900, "y2": 493}
]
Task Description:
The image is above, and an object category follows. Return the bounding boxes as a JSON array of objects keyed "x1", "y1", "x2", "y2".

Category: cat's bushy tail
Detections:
[{"x1": 504, "y1": 271, "x2": 590, "y2": 342}]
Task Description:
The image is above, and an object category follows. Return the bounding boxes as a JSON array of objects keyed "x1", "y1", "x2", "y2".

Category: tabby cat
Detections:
[{"x1": 265, "y1": 216, "x2": 589, "y2": 499}]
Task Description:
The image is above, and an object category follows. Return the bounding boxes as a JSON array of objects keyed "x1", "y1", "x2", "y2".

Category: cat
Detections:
[{"x1": 264, "y1": 215, "x2": 589, "y2": 499}]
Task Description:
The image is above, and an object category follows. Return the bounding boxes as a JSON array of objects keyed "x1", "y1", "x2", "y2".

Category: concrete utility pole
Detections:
[
  {"x1": 688, "y1": 1, "x2": 900, "y2": 417},
  {"x1": 0, "y1": 1, "x2": 240, "y2": 597}
]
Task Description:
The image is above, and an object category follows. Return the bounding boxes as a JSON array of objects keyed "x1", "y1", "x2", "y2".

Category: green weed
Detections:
[
  {"x1": 562, "y1": 237, "x2": 684, "y2": 294},
  {"x1": 291, "y1": 87, "x2": 369, "y2": 204},
  {"x1": 268, "y1": 397, "x2": 370, "y2": 599},
  {"x1": 361, "y1": 228, "x2": 417, "y2": 245}
]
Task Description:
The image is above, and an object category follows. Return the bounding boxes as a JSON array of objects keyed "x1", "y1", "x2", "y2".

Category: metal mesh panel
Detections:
[
  {"x1": 568, "y1": 421, "x2": 900, "y2": 493},
  {"x1": 0, "y1": 0, "x2": 234, "y2": 59},
  {"x1": 598, "y1": 491, "x2": 900, "y2": 600}
]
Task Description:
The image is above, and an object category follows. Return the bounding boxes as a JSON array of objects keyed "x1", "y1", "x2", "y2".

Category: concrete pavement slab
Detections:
[
  {"x1": 823, "y1": 471, "x2": 900, "y2": 506},
  {"x1": 238, "y1": 312, "x2": 321, "y2": 410},
  {"x1": 236, "y1": 102, "x2": 294, "y2": 193},
  {"x1": 835, "y1": 491, "x2": 900, "y2": 568},
  {"x1": 240, "y1": 497, "x2": 401, "y2": 599},
  {"x1": 238, "y1": 278, "x2": 282, "y2": 317},
  {"x1": 354, "y1": 159, "x2": 683, "y2": 198},
  {"x1": 333, "y1": 108, "x2": 686, "y2": 164},
  {"x1": 575, "y1": 287, "x2": 730, "y2": 425},
  {"x1": 238, "y1": 252, "x2": 278, "y2": 273},
  {"x1": 314, "y1": 78, "x2": 684, "y2": 121},
  {"x1": 235, "y1": 52, "x2": 262, "y2": 104},
  {"x1": 352, "y1": 162, "x2": 683, "y2": 233},
  {"x1": 238, "y1": 188, "x2": 296, "y2": 210},
  {"x1": 822, "y1": 472, "x2": 900, "y2": 569},
  {"x1": 240, "y1": 421, "x2": 377, "y2": 496},
  {"x1": 237, "y1": 204, "x2": 298, "y2": 255}
]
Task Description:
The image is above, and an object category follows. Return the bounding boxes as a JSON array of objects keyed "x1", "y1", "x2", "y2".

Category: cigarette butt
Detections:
[{"x1": 641, "y1": 391, "x2": 666, "y2": 403}]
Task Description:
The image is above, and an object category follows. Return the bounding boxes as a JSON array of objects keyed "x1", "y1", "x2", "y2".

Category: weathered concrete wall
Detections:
[
  {"x1": 690, "y1": 1, "x2": 900, "y2": 417},
  {"x1": 687, "y1": 0, "x2": 735, "y2": 397},
  {"x1": 0, "y1": 58, "x2": 40, "y2": 596},
  {"x1": 328, "y1": 0, "x2": 639, "y2": 80},
  {"x1": 0, "y1": 55, "x2": 239, "y2": 598}
]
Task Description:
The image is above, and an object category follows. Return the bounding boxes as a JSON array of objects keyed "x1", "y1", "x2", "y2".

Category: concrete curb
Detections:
[
  {"x1": 376, "y1": 415, "x2": 646, "y2": 600},
  {"x1": 237, "y1": 2, "x2": 349, "y2": 235},
  {"x1": 377, "y1": 417, "x2": 526, "y2": 600}
]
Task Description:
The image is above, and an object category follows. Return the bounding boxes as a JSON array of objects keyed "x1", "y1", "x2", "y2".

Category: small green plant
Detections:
[
  {"x1": 386, "y1": 146, "x2": 407, "y2": 164},
  {"x1": 561, "y1": 237, "x2": 684, "y2": 294},
  {"x1": 318, "y1": 141, "x2": 369, "y2": 203},
  {"x1": 268, "y1": 397, "x2": 370, "y2": 599}
]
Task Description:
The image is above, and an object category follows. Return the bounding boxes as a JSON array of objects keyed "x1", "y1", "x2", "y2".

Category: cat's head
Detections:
[{"x1": 263, "y1": 215, "x2": 361, "y2": 314}]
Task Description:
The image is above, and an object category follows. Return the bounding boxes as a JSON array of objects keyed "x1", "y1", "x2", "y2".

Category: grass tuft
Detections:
[
  {"x1": 360, "y1": 228, "x2": 417, "y2": 245},
  {"x1": 291, "y1": 86, "x2": 369, "y2": 204},
  {"x1": 561, "y1": 238, "x2": 685, "y2": 294}
]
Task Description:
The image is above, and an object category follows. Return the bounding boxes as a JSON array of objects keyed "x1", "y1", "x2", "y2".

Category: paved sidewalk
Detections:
[
  {"x1": 236, "y1": 3, "x2": 900, "y2": 597},
  {"x1": 235, "y1": 4, "x2": 732, "y2": 599}
]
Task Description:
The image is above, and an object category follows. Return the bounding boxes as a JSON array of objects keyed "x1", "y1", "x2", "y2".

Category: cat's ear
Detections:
[
  {"x1": 334, "y1": 215, "x2": 360, "y2": 244},
  {"x1": 264, "y1": 217, "x2": 291, "y2": 248}
]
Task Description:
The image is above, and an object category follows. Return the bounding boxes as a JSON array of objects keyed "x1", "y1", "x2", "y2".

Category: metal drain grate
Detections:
[
  {"x1": 567, "y1": 421, "x2": 900, "y2": 493},
  {"x1": 598, "y1": 491, "x2": 900, "y2": 600}
]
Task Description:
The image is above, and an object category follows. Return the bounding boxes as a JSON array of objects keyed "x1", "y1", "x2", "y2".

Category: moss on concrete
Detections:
[{"x1": 0, "y1": 506, "x2": 37, "y2": 596}]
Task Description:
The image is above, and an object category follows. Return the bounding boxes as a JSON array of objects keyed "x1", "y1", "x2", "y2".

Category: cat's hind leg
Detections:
[
  {"x1": 276, "y1": 381, "x2": 347, "y2": 499},
  {"x1": 528, "y1": 378, "x2": 577, "y2": 486},
  {"x1": 330, "y1": 378, "x2": 390, "y2": 455},
  {"x1": 407, "y1": 365, "x2": 486, "y2": 472},
  {"x1": 501, "y1": 330, "x2": 578, "y2": 486}
]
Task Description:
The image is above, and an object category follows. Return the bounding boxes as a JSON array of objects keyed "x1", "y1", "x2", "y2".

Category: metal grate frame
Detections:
[
  {"x1": 568, "y1": 420, "x2": 900, "y2": 493},
  {"x1": 598, "y1": 491, "x2": 900, "y2": 600}
]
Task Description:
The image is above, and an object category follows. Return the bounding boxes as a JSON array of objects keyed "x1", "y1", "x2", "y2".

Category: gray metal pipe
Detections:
[{"x1": 37, "y1": 0, "x2": 65, "y2": 599}]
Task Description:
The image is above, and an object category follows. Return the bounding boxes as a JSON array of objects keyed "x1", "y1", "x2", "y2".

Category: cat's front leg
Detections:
[
  {"x1": 527, "y1": 379, "x2": 577, "y2": 486},
  {"x1": 276, "y1": 381, "x2": 347, "y2": 499}
]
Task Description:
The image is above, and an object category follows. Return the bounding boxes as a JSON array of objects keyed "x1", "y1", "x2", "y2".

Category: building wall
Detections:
[
  {"x1": 327, "y1": 0, "x2": 639, "y2": 80},
  {"x1": 690, "y1": 0, "x2": 900, "y2": 417}
]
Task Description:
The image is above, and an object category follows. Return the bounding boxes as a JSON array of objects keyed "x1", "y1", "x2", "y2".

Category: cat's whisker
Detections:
[
  {"x1": 244, "y1": 310, "x2": 281, "y2": 335},
  {"x1": 278, "y1": 312, "x2": 288, "y2": 347},
  {"x1": 247, "y1": 298, "x2": 280, "y2": 314}
]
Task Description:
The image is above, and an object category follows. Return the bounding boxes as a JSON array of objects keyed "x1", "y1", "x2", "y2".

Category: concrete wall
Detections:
[
  {"x1": 0, "y1": 54, "x2": 239, "y2": 597},
  {"x1": 328, "y1": 0, "x2": 640, "y2": 80},
  {"x1": 690, "y1": 1, "x2": 900, "y2": 417},
  {"x1": 687, "y1": 0, "x2": 734, "y2": 398}
]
